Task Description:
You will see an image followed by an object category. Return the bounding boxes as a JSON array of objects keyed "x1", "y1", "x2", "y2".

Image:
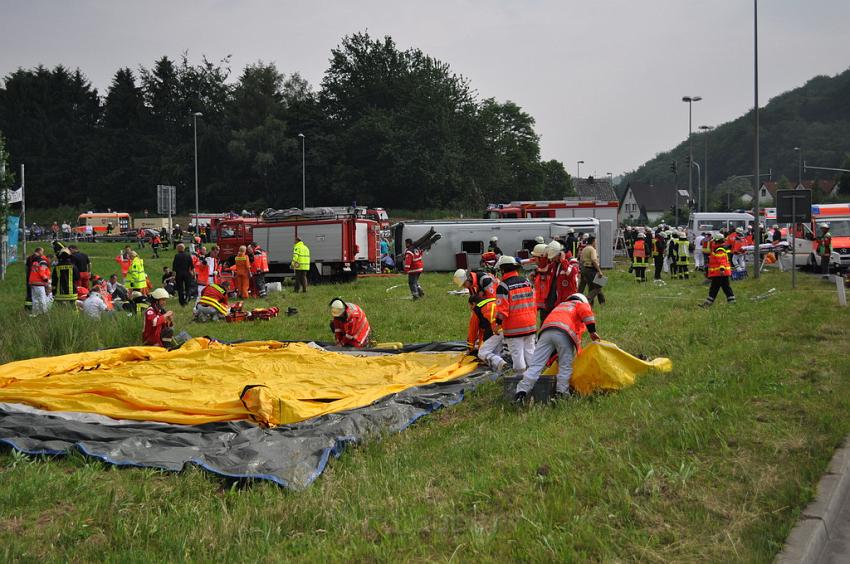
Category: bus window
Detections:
[{"x1": 461, "y1": 241, "x2": 483, "y2": 254}]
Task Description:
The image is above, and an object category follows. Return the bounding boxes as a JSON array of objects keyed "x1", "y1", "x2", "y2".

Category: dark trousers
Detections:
[
  {"x1": 175, "y1": 272, "x2": 192, "y2": 306},
  {"x1": 408, "y1": 272, "x2": 424, "y2": 298},
  {"x1": 294, "y1": 270, "x2": 308, "y2": 293},
  {"x1": 706, "y1": 276, "x2": 735, "y2": 303},
  {"x1": 579, "y1": 267, "x2": 604, "y2": 305},
  {"x1": 654, "y1": 255, "x2": 664, "y2": 279},
  {"x1": 821, "y1": 256, "x2": 831, "y2": 276},
  {"x1": 254, "y1": 273, "x2": 267, "y2": 296}
]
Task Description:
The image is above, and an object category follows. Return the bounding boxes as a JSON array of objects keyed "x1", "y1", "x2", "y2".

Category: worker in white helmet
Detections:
[
  {"x1": 487, "y1": 236, "x2": 503, "y2": 256},
  {"x1": 494, "y1": 255, "x2": 536, "y2": 378},
  {"x1": 329, "y1": 298, "x2": 371, "y2": 348},
  {"x1": 453, "y1": 268, "x2": 498, "y2": 299}
]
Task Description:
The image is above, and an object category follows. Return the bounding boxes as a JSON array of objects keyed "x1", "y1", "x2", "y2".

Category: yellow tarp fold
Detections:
[{"x1": 0, "y1": 339, "x2": 479, "y2": 427}]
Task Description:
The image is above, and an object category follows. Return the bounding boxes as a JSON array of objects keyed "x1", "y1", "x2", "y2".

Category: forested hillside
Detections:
[
  {"x1": 622, "y1": 68, "x2": 850, "y2": 203},
  {"x1": 0, "y1": 32, "x2": 573, "y2": 212}
]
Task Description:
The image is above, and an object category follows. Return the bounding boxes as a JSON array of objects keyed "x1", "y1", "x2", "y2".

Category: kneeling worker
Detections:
[
  {"x1": 514, "y1": 293, "x2": 601, "y2": 402},
  {"x1": 329, "y1": 298, "x2": 372, "y2": 348},
  {"x1": 143, "y1": 288, "x2": 175, "y2": 348},
  {"x1": 466, "y1": 292, "x2": 506, "y2": 372},
  {"x1": 194, "y1": 280, "x2": 231, "y2": 322}
]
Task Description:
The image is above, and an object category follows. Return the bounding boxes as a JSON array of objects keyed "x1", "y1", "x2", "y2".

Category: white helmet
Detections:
[
  {"x1": 452, "y1": 269, "x2": 468, "y2": 287},
  {"x1": 496, "y1": 255, "x2": 517, "y2": 268},
  {"x1": 490, "y1": 236, "x2": 499, "y2": 243},
  {"x1": 329, "y1": 299, "x2": 346, "y2": 317},
  {"x1": 546, "y1": 241, "x2": 562, "y2": 259},
  {"x1": 735, "y1": 227, "x2": 744, "y2": 234},
  {"x1": 531, "y1": 243, "x2": 548, "y2": 257},
  {"x1": 150, "y1": 288, "x2": 170, "y2": 300},
  {"x1": 534, "y1": 236, "x2": 545, "y2": 244},
  {"x1": 567, "y1": 228, "x2": 575, "y2": 234},
  {"x1": 821, "y1": 222, "x2": 830, "y2": 229},
  {"x1": 567, "y1": 293, "x2": 589, "y2": 304}
]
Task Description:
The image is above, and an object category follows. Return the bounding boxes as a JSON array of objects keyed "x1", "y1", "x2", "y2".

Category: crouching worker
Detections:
[
  {"x1": 143, "y1": 288, "x2": 175, "y2": 348},
  {"x1": 193, "y1": 280, "x2": 231, "y2": 322},
  {"x1": 329, "y1": 298, "x2": 371, "y2": 348},
  {"x1": 514, "y1": 293, "x2": 601, "y2": 402},
  {"x1": 466, "y1": 294, "x2": 506, "y2": 372}
]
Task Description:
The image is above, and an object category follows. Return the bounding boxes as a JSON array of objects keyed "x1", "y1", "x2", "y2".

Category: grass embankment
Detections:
[{"x1": 0, "y1": 241, "x2": 848, "y2": 561}]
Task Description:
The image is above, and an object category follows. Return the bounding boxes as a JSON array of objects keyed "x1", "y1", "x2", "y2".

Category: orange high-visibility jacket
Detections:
[
  {"x1": 469, "y1": 271, "x2": 498, "y2": 299},
  {"x1": 332, "y1": 303, "x2": 371, "y2": 348},
  {"x1": 539, "y1": 300, "x2": 596, "y2": 353},
  {"x1": 114, "y1": 255, "x2": 131, "y2": 277},
  {"x1": 707, "y1": 247, "x2": 732, "y2": 278},
  {"x1": 252, "y1": 250, "x2": 269, "y2": 274},
  {"x1": 28, "y1": 257, "x2": 51, "y2": 286},
  {"x1": 467, "y1": 297, "x2": 498, "y2": 349},
  {"x1": 554, "y1": 260, "x2": 580, "y2": 305},
  {"x1": 403, "y1": 248, "x2": 424, "y2": 274},
  {"x1": 533, "y1": 259, "x2": 553, "y2": 310},
  {"x1": 633, "y1": 239, "x2": 647, "y2": 259},
  {"x1": 193, "y1": 254, "x2": 210, "y2": 285},
  {"x1": 231, "y1": 254, "x2": 251, "y2": 276},
  {"x1": 495, "y1": 271, "x2": 536, "y2": 338}
]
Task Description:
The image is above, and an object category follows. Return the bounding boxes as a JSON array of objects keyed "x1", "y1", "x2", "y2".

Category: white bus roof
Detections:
[{"x1": 691, "y1": 212, "x2": 754, "y2": 221}]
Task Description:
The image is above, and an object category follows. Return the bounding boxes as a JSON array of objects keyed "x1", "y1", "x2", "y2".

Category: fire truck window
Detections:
[
  {"x1": 462, "y1": 241, "x2": 483, "y2": 254},
  {"x1": 503, "y1": 212, "x2": 519, "y2": 219},
  {"x1": 222, "y1": 227, "x2": 236, "y2": 239},
  {"x1": 530, "y1": 210, "x2": 555, "y2": 218}
]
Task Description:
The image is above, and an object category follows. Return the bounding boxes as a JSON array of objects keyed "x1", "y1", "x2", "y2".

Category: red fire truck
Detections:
[{"x1": 214, "y1": 208, "x2": 381, "y2": 280}]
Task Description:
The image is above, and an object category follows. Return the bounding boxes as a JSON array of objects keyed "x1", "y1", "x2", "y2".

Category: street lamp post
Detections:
[
  {"x1": 193, "y1": 112, "x2": 202, "y2": 227},
  {"x1": 699, "y1": 125, "x2": 712, "y2": 212},
  {"x1": 576, "y1": 160, "x2": 584, "y2": 180},
  {"x1": 606, "y1": 172, "x2": 613, "y2": 189},
  {"x1": 793, "y1": 147, "x2": 802, "y2": 186},
  {"x1": 298, "y1": 133, "x2": 306, "y2": 209},
  {"x1": 752, "y1": 0, "x2": 761, "y2": 278},
  {"x1": 682, "y1": 96, "x2": 702, "y2": 213}
]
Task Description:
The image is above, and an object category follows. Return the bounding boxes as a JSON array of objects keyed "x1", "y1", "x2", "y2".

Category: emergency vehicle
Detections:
[
  {"x1": 75, "y1": 212, "x2": 131, "y2": 234},
  {"x1": 214, "y1": 208, "x2": 380, "y2": 280},
  {"x1": 791, "y1": 203, "x2": 850, "y2": 271},
  {"x1": 486, "y1": 199, "x2": 618, "y2": 247}
]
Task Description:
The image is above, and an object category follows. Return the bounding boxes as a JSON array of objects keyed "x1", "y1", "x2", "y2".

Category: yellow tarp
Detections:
[
  {"x1": 0, "y1": 339, "x2": 479, "y2": 427},
  {"x1": 543, "y1": 340, "x2": 672, "y2": 395}
]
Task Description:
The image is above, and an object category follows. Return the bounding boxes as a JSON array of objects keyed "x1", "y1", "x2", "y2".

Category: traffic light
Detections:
[
  {"x1": 684, "y1": 155, "x2": 691, "y2": 166},
  {"x1": 670, "y1": 161, "x2": 678, "y2": 174}
]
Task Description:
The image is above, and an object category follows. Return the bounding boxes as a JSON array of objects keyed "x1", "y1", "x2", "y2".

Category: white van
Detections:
[{"x1": 688, "y1": 212, "x2": 754, "y2": 241}]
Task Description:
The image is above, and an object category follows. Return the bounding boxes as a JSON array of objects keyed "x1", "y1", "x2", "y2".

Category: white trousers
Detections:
[
  {"x1": 505, "y1": 334, "x2": 536, "y2": 376},
  {"x1": 516, "y1": 330, "x2": 576, "y2": 395},
  {"x1": 31, "y1": 285, "x2": 50, "y2": 315},
  {"x1": 694, "y1": 252, "x2": 705, "y2": 269},
  {"x1": 477, "y1": 333, "x2": 506, "y2": 371},
  {"x1": 733, "y1": 254, "x2": 746, "y2": 271}
]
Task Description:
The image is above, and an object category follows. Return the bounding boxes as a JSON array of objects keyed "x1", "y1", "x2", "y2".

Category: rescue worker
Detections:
[
  {"x1": 403, "y1": 238, "x2": 425, "y2": 299},
  {"x1": 693, "y1": 232, "x2": 706, "y2": 271},
  {"x1": 143, "y1": 288, "x2": 175, "y2": 348},
  {"x1": 172, "y1": 224, "x2": 182, "y2": 250},
  {"x1": 251, "y1": 243, "x2": 269, "y2": 297},
  {"x1": 24, "y1": 248, "x2": 39, "y2": 311},
  {"x1": 816, "y1": 223, "x2": 832, "y2": 279},
  {"x1": 700, "y1": 232, "x2": 712, "y2": 275},
  {"x1": 578, "y1": 235, "x2": 605, "y2": 305},
  {"x1": 652, "y1": 230, "x2": 666, "y2": 280},
  {"x1": 172, "y1": 243, "x2": 194, "y2": 306},
  {"x1": 329, "y1": 298, "x2": 372, "y2": 348},
  {"x1": 194, "y1": 280, "x2": 231, "y2": 322},
  {"x1": 488, "y1": 236, "x2": 503, "y2": 256},
  {"x1": 28, "y1": 247, "x2": 52, "y2": 315},
  {"x1": 495, "y1": 255, "x2": 537, "y2": 379},
  {"x1": 514, "y1": 293, "x2": 601, "y2": 402},
  {"x1": 80, "y1": 286, "x2": 108, "y2": 319},
  {"x1": 727, "y1": 227, "x2": 745, "y2": 272},
  {"x1": 68, "y1": 245, "x2": 91, "y2": 289},
  {"x1": 466, "y1": 291, "x2": 507, "y2": 372},
  {"x1": 150, "y1": 230, "x2": 161, "y2": 258},
  {"x1": 292, "y1": 236, "x2": 311, "y2": 293},
  {"x1": 632, "y1": 232, "x2": 648, "y2": 282},
  {"x1": 700, "y1": 233, "x2": 736, "y2": 307},
  {"x1": 564, "y1": 228, "x2": 579, "y2": 259},
  {"x1": 123, "y1": 291, "x2": 149, "y2": 315},
  {"x1": 231, "y1": 245, "x2": 252, "y2": 299},
  {"x1": 114, "y1": 246, "x2": 132, "y2": 281},
  {"x1": 106, "y1": 274, "x2": 128, "y2": 302},
  {"x1": 126, "y1": 250, "x2": 149, "y2": 296},
  {"x1": 675, "y1": 231, "x2": 690, "y2": 280},
  {"x1": 192, "y1": 246, "x2": 210, "y2": 299},
  {"x1": 452, "y1": 269, "x2": 498, "y2": 299},
  {"x1": 667, "y1": 230, "x2": 679, "y2": 279},
  {"x1": 51, "y1": 248, "x2": 79, "y2": 304},
  {"x1": 531, "y1": 243, "x2": 553, "y2": 324}
]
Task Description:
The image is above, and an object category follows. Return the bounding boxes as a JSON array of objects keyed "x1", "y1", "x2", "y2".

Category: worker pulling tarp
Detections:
[{"x1": 0, "y1": 338, "x2": 480, "y2": 427}]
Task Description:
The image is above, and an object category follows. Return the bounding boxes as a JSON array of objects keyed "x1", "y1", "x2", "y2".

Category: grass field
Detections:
[{"x1": 0, "y1": 241, "x2": 848, "y2": 561}]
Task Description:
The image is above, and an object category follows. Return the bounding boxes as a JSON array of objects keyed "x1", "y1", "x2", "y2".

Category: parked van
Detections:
[{"x1": 688, "y1": 212, "x2": 754, "y2": 241}]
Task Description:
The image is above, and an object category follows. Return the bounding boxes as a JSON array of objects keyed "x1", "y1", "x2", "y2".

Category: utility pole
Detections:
[
  {"x1": 0, "y1": 151, "x2": 7, "y2": 281},
  {"x1": 699, "y1": 125, "x2": 712, "y2": 211},
  {"x1": 20, "y1": 164, "x2": 26, "y2": 260},
  {"x1": 298, "y1": 133, "x2": 306, "y2": 209},
  {"x1": 752, "y1": 0, "x2": 761, "y2": 278},
  {"x1": 794, "y1": 147, "x2": 802, "y2": 185}
]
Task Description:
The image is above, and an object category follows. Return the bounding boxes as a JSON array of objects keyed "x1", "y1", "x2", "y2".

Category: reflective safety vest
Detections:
[
  {"x1": 817, "y1": 233, "x2": 832, "y2": 256},
  {"x1": 701, "y1": 237, "x2": 711, "y2": 255},
  {"x1": 652, "y1": 237, "x2": 664, "y2": 257},
  {"x1": 540, "y1": 300, "x2": 596, "y2": 354},
  {"x1": 126, "y1": 257, "x2": 147, "y2": 290},
  {"x1": 533, "y1": 259, "x2": 553, "y2": 309},
  {"x1": 28, "y1": 258, "x2": 50, "y2": 286},
  {"x1": 495, "y1": 271, "x2": 536, "y2": 338},
  {"x1": 403, "y1": 247, "x2": 424, "y2": 274},
  {"x1": 676, "y1": 239, "x2": 690, "y2": 266},
  {"x1": 332, "y1": 303, "x2": 371, "y2": 348},
  {"x1": 52, "y1": 264, "x2": 77, "y2": 301},
  {"x1": 292, "y1": 241, "x2": 311, "y2": 271},
  {"x1": 707, "y1": 247, "x2": 732, "y2": 278},
  {"x1": 470, "y1": 271, "x2": 498, "y2": 299},
  {"x1": 198, "y1": 283, "x2": 229, "y2": 316},
  {"x1": 633, "y1": 239, "x2": 648, "y2": 267},
  {"x1": 252, "y1": 250, "x2": 269, "y2": 273},
  {"x1": 193, "y1": 254, "x2": 210, "y2": 285},
  {"x1": 232, "y1": 254, "x2": 251, "y2": 275},
  {"x1": 467, "y1": 297, "x2": 497, "y2": 349}
]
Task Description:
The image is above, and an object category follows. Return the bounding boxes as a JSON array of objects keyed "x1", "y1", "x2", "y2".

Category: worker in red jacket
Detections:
[
  {"x1": 514, "y1": 293, "x2": 601, "y2": 402},
  {"x1": 143, "y1": 288, "x2": 175, "y2": 348},
  {"x1": 700, "y1": 233, "x2": 736, "y2": 307},
  {"x1": 495, "y1": 255, "x2": 537, "y2": 379},
  {"x1": 403, "y1": 238, "x2": 425, "y2": 299},
  {"x1": 192, "y1": 246, "x2": 210, "y2": 298},
  {"x1": 530, "y1": 243, "x2": 554, "y2": 325},
  {"x1": 552, "y1": 252, "x2": 580, "y2": 306},
  {"x1": 329, "y1": 298, "x2": 372, "y2": 348},
  {"x1": 28, "y1": 247, "x2": 52, "y2": 315}
]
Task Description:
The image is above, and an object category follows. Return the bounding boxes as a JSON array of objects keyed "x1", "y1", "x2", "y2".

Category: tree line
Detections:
[{"x1": 0, "y1": 32, "x2": 574, "y2": 214}]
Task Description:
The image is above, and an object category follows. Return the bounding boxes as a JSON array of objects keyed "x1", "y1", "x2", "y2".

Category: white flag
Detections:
[{"x1": 3, "y1": 188, "x2": 22, "y2": 204}]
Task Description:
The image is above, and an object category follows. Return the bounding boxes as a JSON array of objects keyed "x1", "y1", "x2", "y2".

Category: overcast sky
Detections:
[{"x1": 2, "y1": 0, "x2": 848, "y2": 177}]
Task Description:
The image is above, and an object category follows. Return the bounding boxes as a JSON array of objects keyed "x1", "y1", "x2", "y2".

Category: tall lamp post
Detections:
[
  {"x1": 793, "y1": 147, "x2": 802, "y2": 186},
  {"x1": 698, "y1": 125, "x2": 712, "y2": 212},
  {"x1": 192, "y1": 112, "x2": 202, "y2": 227},
  {"x1": 576, "y1": 160, "x2": 584, "y2": 180},
  {"x1": 298, "y1": 133, "x2": 306, "y2": 209},
  {"x1": 682, "y1": 96, "x2": 702, "y2": 211},
  {"x1": 752, "y1": 0, "x2": 761, "y2": 278},
  {"x1": 606, "y1": 171, "x2": 613, "y2": 188}
]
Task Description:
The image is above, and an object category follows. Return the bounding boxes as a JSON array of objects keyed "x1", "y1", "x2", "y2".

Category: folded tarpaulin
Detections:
[
  {"x1": 0, "y1": 338, "x2": 480, "y2": 426},
  {"x1": 564, "y1": 341, "x2": 672, "y2": 396}
]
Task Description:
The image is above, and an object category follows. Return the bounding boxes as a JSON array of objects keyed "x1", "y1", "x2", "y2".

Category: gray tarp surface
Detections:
[{"x1": 0, "y1": 342, "x2": 493, "y2": 489}]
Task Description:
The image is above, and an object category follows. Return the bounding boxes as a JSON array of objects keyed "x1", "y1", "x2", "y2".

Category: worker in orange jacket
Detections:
[
  {"x1": 495, "y1": 255, "x2": 537, "y2": 379},
  {"x1": 466, "y1": 290, "x2": 507, "y2": 372},
  {"x1": 700, "y1": 233, "x2": 736, "y2": 307},
  {"x1": 329, "y1": 299, "x2": 372, "y2": 348},
  {"x1": 230, "y1": 245, "x2": 252, "y2": 299}
]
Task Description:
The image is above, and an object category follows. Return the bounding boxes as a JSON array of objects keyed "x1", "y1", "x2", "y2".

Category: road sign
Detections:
[
  {"x1": 157, "y1": 185, "x2": 176, "y2": 215},
  {"x1": 775, "y1": 189, "x2": 811, "y2": 224}
]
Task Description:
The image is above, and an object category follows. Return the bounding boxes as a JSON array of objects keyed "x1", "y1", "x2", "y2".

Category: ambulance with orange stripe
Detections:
[{"x1": 792, "y1": 203, "x2": 850, "y2": 272}]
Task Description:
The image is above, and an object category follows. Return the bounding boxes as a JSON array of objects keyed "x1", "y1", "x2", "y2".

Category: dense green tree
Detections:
[{"x1": 541, "y1": 159, "x2": 574, "y2": 198}]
